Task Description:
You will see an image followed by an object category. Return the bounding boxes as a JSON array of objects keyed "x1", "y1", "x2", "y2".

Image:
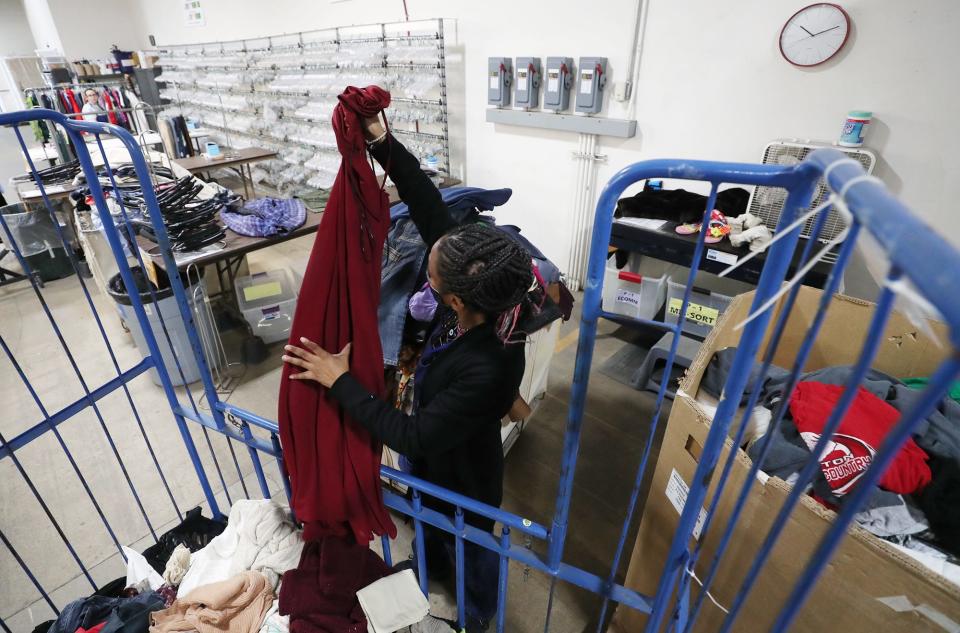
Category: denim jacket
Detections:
[
  {"x1": 378, "y1": 187, "x2": 513, "y2": 365},
  {"x1": 378, "y1": 187, "x2": 569, "y2": 365}
]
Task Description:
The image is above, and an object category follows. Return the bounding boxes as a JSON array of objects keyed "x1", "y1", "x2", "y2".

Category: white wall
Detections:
[
  {"x1": 130, "y1": 0, "x2": 960, "y2": 283},
  {"x1": 20, "y1": 0, "x2": 147, "y2": 61},
  {"x1": 0, "y1": 0, "x2": 37, "y2": 56},
  {"x1": 21, "y1": 0, "x2": 62, "y2": 54},
  {"x1": 46, "y1": 0, "x2": 147, "y2": 60}
]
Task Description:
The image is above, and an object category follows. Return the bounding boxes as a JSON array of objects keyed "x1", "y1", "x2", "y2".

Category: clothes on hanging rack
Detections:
[
  {"x1": 23, "y1": 92, "x2": 49, "y2": 142},
  {"x1": 24, "y1": 89, "x2": 76, "y2": 162}
]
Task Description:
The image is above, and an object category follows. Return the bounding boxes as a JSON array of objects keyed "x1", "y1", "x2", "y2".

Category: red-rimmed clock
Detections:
[{"x1": 779, "y1": 3, "x2": 851, "y2": 67}]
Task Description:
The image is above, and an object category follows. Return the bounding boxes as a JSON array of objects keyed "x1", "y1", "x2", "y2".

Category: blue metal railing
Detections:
[{"x1": 2, "y1": 109, "x2": 957, "y2": 633}]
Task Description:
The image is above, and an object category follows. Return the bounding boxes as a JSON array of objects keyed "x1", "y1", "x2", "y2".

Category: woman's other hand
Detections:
[{"x1": 283, "y1": 338, "x2": 351, "y2": 387}]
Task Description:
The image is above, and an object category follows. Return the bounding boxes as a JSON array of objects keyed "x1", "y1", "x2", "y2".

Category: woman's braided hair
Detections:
[{"x1": 435, "y1": 223, "x2": 533, "y2": 317}]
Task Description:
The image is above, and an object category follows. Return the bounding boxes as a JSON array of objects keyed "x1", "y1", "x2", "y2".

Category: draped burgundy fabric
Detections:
[
  {"x1": 279, "y1": 86, "x2": 396, "y2": 542},
  {"x1": 279, "y1": 536, "x2": 391, "y2": 633}
]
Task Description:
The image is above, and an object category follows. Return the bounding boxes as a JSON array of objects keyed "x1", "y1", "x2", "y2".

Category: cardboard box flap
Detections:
[{"x1": 681, "y1": 286, "x2": 950, "y2": 399}]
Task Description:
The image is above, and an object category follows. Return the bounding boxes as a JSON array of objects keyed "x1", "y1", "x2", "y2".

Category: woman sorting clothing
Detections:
[
  {"x1": 81, "y1": 89, "x2": 107, "y2": 123},
  {"x1": 281, "y1": 113, "x2": 534, "y2": 632}
]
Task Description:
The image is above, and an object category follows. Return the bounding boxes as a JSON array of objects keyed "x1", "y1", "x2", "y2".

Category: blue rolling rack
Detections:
[{"x1": 1, "y1": 108, "x2": 958, "y2": 633}]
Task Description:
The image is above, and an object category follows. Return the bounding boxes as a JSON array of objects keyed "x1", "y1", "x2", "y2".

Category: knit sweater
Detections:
[{"x1": 150, "y1": 570, "x2": 273, "y2": 633}]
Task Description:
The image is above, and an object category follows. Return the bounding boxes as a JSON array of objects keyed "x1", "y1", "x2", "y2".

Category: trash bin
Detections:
[
  {"x1": 108, "y1": 266, "x2": 219, "y2": 387},
  {"x1": 76, "y1": 209, "x2": 121, "y2": 300},
  {"x1": 1, "y1": 202, "x2": 74, "y2": 281}
]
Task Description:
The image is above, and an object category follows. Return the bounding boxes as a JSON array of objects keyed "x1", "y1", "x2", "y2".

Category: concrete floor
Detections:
[{"x1": 1, "y1": 140, "x2": 667, "y2": 631}]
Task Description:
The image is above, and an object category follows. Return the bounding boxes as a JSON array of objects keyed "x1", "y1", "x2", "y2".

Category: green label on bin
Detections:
[
  {"x1": 243, "y1": 281, "x2": 283, "y2": 302},
  {"x1": 668, "y1": 298, "x2": 720, "y2": 327}
]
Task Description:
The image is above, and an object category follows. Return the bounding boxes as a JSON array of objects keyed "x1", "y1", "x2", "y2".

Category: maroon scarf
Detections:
[{"x1": 279, "y1": 85, "x2": 396, "y2": 542}]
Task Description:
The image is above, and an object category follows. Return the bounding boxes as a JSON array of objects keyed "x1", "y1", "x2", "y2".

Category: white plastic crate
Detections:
[
  {"x1": 602, "y1": 262, "x2": 668, "y2": 321},
  {"x1": 235, "y1": 269, "x2": 298, "y2": 344},
  {"x1": 664, "y1": 279, "x2": 732, "y2": 338}
]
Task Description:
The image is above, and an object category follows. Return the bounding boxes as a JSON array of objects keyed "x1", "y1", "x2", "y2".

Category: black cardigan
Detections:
[{"x1": 328, "y1": 135, "x2": 525, "y2": 529}]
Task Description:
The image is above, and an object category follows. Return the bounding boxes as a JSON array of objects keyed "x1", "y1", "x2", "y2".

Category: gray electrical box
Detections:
[
  {"x1": 543, "y1": 57, "x2": 573, "y2": 112},
  {"x1": 487, "y1": 57, "x2": 513, "y2": 107},
  {"x1": 514, "y1": 57, "x2": 541, "y2": 109},
  {"x1": 575, "y1": 56, "x2": 607, "y2": 114}
]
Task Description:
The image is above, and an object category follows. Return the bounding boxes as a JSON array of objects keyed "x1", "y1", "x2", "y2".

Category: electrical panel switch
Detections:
[
  {"x1": 514, "y1": 57, "x2": 541, "y2": 109},
  {"x1": 575, "y1": 56, "x2": 607, "y2": 114},
  {"x1": 543, "y1": 57, "x2": 573, "y2": 112},
  {"x1": 487, "y1": 57, "x2": 513, "y2": 107}
]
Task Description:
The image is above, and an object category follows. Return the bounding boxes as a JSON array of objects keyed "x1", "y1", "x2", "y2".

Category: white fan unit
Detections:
[{"x1": 747, "y1": 139, "x2": 876, "y2": 242}]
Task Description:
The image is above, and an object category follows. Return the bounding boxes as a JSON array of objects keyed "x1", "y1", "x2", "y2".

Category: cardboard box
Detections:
[{"x1": 611, "y1": 287, "x2": 960, "y2": 632}]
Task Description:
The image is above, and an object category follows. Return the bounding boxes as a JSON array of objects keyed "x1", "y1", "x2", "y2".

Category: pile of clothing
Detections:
[
  {"x1": 220, "y1": 197, "x2": 307, "y2": 237},
  {"x1": 698, "y1": 347, "x2": 960, "y2": 583},
  {"x1": 39, "y1": 500, "x2": 455, "y2": 633},
  {"x1": 613, "y1": 185, "x2": 773, "y2": 258}
]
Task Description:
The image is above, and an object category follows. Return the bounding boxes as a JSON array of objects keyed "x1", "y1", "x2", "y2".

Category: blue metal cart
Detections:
[{"x1": 1, "y1": 109, "x2": 957, "y2": 633}]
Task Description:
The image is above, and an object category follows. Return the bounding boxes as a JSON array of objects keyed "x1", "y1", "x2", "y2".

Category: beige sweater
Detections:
[{"x1": 150, "y1": 570, "x2": 274, "y2": 633}]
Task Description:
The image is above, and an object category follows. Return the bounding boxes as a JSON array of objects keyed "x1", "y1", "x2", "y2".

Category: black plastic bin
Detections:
[{"x1": 0, "y1": 202, "x2": 74, "y2": 281}]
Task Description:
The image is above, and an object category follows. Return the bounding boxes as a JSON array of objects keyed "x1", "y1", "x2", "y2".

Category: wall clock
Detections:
[{"x1": 780, "y1": 3, "x2": 851, "y2": 67}]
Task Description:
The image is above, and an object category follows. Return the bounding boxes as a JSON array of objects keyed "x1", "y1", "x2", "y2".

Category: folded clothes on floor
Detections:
[
  {"x1": 279, "y1": 535, "x2": 391, "y2": 633},
  {"x1": 176, "y1": 500, "x2": 303, "y2": 597},
  {"x1": 356, "y1": 570, "x2": 429, "y2": 633},
  {"x1": 150, "y1": 570, "x2": 274, "y2": 633}
]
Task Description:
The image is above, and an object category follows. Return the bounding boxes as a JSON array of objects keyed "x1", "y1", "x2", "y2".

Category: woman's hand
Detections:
[
  {"x1": 282, "y1": 338, "x2": 352, "y2": 388},
  {"x1": 362, "y1": 115, "x2": 386, "y2": 142}
]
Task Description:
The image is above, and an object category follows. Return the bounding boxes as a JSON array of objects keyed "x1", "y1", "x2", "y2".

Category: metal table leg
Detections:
[{"x1": 245, "y1": 163, "x2": 257, "y2": 199}]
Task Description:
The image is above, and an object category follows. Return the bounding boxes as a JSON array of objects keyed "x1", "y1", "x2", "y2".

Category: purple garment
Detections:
[
  {"x1": 408, "y1": 282, "x2": 438, "y2": 322},
  {"x1": 220, "y1": 197, "x2": 306, "y2": 237}
]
